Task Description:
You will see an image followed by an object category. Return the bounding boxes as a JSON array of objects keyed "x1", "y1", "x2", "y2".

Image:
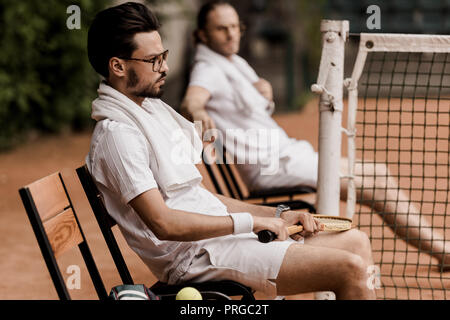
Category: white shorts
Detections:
[
  {"x1": 176, "y1": 233, "x2": 301, "y2": 298},
  {"x1": 250, "y1": 140, "x2": 319, "y2": 191}
]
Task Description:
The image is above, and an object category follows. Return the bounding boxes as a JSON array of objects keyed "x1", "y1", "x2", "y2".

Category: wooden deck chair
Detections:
[
  {"x1": 202, "y1": 148, "x2": 317, "y2": 213},
  {"x1": 19, "y1": 173, "x2": 108, "y2": 300},
  {"x1": 76, "y1": 165, "x2": 256, "y2": 300}
]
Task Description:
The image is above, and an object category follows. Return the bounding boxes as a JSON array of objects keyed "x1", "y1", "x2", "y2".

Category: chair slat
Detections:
[
  {"x1": 27, "y1": 173, "x2": 70, "y2": 222},
  {"x1": 43, "y1": 208, "x2": 83, "y2": 259},
  {"x1": 203, "y1": 149, "x2": 316, "y2": 211},
  {"x1": 226, "y1": 162, "x2": 250, "y2": 199}
]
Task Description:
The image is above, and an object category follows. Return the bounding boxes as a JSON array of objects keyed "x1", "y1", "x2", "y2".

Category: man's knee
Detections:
[
  {"x1": 362, "y1": 162, "x2": 391, "y2": 186},
  {"x1": 350, "y1": 229, "x2": 371, "y2": 248},
  {"x1": 343, "y1": 229, "x2": 373, "y2": 258},
  {"x1": 340, "y1": 253, "x2": 367, "y2": 283},
  {"x1": 375, "y1": 162, "x2": 390, "y2": 176}
]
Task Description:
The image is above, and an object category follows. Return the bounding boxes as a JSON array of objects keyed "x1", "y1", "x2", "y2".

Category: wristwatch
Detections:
[{"x1": 275, "y1": 204, "x2": 290, "y2": 218}]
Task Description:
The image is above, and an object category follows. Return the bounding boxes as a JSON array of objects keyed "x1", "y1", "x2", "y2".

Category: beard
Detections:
[
  {"x1": 127, "y1": 68, "x2": 165, "y2": 99},
  {"x1": 205, "y1": 33, "x2": 240, "y2": 57}
]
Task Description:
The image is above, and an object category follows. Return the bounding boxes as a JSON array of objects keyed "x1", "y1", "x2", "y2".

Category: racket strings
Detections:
[{"x1": 316, "y1": 217, "x2": 353, "y2": 231}]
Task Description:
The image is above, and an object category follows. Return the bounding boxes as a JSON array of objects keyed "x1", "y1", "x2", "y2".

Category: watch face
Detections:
[{"x1": 276, "y1": 205, "x2": 290, "y2": 218}]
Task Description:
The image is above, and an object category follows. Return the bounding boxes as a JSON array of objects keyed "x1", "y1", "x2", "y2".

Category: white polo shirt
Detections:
[
  {"x1": 189, "y1": 61, "x2": 318, "y2": 190},
  {"x1": 86, "y1": 119, "x2": 230, "y2": 283}
]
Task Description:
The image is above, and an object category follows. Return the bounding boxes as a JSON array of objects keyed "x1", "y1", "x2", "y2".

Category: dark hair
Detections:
[
  {"x1": 88, "y1": 2, "x2": 161, "y2": 78},
  {"x1": 194, "y1": 0, "x2": 237, "y2": 44}
]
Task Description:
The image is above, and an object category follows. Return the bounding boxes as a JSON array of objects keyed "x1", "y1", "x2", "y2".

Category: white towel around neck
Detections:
[
  {"x1": 91, "y1": 82, "x2": 203, "y2": 196},
  {"x1": 194, "y1": 44, "x2": 274, "y2": 116}
]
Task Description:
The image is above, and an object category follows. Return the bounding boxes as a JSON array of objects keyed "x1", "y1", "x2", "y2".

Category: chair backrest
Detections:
[
  {"x1": 203, "y1": 147, "x2": 317, "y2": 210},
  {"x1": 203, "y1": 148, "x2": 316, "y2": 199},
  {"x1": 202, "y1": 148, "x2": 250, "y2": 200},
  {"x1": 19, "y1": 173, "x2": 108, "y2": 300},
  {"x1": 76, "y1": 165, "x2": 134, "y2": 285},
  {"x1": 77, "y1": 165, "x2": 257, "y2": 300}
]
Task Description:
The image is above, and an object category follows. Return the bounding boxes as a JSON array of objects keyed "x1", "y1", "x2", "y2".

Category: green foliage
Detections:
[
  {"x1": 296, "y1": 0, "x2": 325, "y2": 74},
  {"x1": 0, "y1": 0, "x2": 109, "y2": 150},
  {"x1": 295, "y1": 0, "x2": 326, "y2": 110}
]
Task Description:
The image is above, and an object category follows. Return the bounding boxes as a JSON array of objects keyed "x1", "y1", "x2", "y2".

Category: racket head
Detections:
[{"x1": 312, "y1": 215, "x2": 353, "y2": 232}]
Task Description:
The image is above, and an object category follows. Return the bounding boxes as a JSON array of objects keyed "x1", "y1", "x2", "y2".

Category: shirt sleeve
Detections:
[
  {"x1": 90, "y1": 122, "x2": 158, "y2": 204},
  {"x1": 188, "y1": 62, "x2": 224, "y2": 95}
]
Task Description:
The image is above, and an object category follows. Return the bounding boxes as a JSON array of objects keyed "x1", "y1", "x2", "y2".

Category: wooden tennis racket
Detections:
[{"x1": 257, "y1": 215, "x2": 353, "y2": 243}]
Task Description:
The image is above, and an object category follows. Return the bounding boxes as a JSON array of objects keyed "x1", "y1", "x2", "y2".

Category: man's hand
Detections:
[
  {"x1": 252, "y1": 216, "x2": 290, "y2": 242},
  {"x1": 192, "y1": 109, "x2": 216, "y2": 137},
  {"x1": 180, "y1": 86, "x2": 215, "y2": 137},
  {"x1": 280, "y1": 210, "x2": 323, "y2": 241},
  {"x1": 253, "y1": 78, "x2": 274, "y2": 102}
]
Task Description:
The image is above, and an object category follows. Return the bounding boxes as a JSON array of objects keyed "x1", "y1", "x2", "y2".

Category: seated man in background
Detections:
[
  {"x1": 180, "y1": 0, "x2": 450, "y2": 269},
  {"x1": 85, "y1": 1, "x2": 377, "y2": 300}
]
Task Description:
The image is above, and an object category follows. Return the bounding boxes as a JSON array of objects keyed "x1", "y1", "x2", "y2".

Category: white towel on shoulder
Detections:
[
  {"x1": 91, "y1": 82, "x2": 203, "y2": 196},
  {"x1": 194, "y1": 44, "x2": 274, "y2": 116}
]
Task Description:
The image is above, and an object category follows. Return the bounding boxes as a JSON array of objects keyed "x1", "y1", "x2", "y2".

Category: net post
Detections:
[
  {"x1": 345, "y1": 49, "x2": 368, "y2": 219},
  {"x1": 312, "y1": 20, "x2": 349, "y2": 217},
  {"x1": 311, "y1": 19, "x2": 349, "y2": 301}
]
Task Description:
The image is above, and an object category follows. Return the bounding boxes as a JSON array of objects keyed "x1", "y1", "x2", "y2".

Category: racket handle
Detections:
[
  {"x1": 257, "y1": 230, "x2": 276, "y2": 243},
  {"x1": 257, "y1": 225, "x2": 304, "y2": 243}
]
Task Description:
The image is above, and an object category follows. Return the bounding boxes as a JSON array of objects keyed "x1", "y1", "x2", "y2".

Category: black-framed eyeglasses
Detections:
[{"x1": 120, "y1": 49, "x2": 169, "y2": 72}]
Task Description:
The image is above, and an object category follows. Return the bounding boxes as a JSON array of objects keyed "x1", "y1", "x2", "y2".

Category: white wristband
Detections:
[{"x1": 230, "y1": 212, "x2": 254, "y2": 235}]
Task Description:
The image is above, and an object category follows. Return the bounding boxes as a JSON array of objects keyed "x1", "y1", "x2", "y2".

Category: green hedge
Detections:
[{"x1": 0, "y1": 0, "x2": 110, "y2": 150}]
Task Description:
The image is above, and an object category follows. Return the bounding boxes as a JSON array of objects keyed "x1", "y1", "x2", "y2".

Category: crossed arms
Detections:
[{"x1": 180, "y1": 78, "x2": 274, "y2": 134}]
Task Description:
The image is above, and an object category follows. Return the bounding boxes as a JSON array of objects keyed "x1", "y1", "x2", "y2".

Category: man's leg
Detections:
[
  {"x1": 275, "y1": 239, "x2": 376, "y2": 299},
  {"x1": 304, "y1": 228, "x2": 374, "y2": 267},
  {"x1": 340, "y1": 158, "x2": 450, "y2": 268}
]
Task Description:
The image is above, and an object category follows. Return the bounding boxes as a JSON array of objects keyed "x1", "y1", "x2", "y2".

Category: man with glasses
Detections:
[
  {"x1": 181, "y1": 0, "x2": 450, "y2": 272},
  {"x1": 86, "y1": 1, "x2": 376, "y2": 300}
]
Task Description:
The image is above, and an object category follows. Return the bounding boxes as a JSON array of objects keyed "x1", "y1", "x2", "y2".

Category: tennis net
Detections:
[{"x1": 347, "y1": 33, "x2": 450, "y2": 299}]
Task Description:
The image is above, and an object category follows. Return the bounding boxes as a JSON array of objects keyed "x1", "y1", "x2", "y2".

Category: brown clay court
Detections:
[{"x1": 1, "y1": 97, "x2": 448, "y2": 300}]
